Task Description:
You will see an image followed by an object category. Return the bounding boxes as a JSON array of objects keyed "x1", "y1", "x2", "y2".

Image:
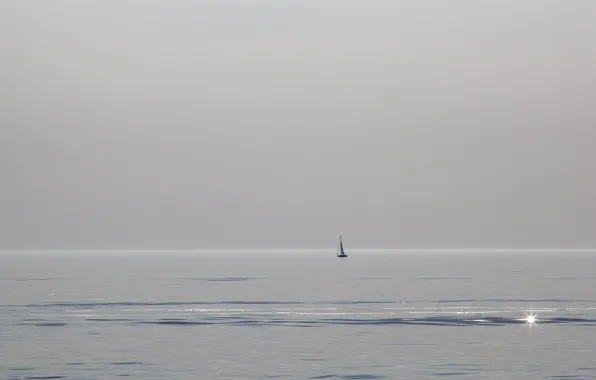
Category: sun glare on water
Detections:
[{"x1": 524, "y1": 312, "x2": 538, "y2": 326}]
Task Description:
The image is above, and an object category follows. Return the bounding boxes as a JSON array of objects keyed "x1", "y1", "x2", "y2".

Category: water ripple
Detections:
[{"x1": 114, "y1": 315, "x2": 596, "y2": 327}]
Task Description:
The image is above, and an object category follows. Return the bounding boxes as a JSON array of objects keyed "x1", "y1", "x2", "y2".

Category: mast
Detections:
[{"x1": 337, "y1": 234, "x2": 347, "y2": 257}]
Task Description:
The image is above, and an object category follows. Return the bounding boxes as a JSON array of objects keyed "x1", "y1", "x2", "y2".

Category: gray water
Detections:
[{"x1": 1, "y1": 251, "x2": 595, "y2": 379}]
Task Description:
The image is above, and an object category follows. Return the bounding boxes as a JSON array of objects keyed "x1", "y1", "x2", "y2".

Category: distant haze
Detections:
[{"x1": 2, "y1": 1, "x2": 596, "y2": 250}]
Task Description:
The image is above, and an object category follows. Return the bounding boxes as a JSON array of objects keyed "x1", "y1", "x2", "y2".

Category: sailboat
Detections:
[{"x1": 337, "y1": 234, "x2": 348, "y2": 258}]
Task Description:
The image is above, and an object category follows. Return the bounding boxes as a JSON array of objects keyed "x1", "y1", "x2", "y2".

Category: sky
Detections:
[{"x1": 2, "y1": 0, "x2": 596, "y2": 250}]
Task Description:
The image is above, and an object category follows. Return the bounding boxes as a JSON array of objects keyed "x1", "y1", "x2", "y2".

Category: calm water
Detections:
[{"x1": 1, "y1": 251, "x2": 596, "y2": 379}]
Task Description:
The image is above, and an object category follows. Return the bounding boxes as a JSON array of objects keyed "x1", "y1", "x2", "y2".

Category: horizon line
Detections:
[{"x1": 1, "y1": 248, "x2": 595, "y2": 254}]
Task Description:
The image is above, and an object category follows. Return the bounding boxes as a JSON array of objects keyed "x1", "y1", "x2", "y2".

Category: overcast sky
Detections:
[{"x1": 2, "y1": 0, "x2": 596, "y2": 250}]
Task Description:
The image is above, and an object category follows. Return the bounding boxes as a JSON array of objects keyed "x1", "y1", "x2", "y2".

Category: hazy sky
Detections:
[{"x1": 2, "y1": 0, "x2": 596, "y2": 249}]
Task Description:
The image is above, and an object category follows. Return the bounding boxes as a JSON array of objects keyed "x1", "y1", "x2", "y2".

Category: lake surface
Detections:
[{"x1": 1, "y1": 251, "x2": 596, "y2": 379}]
